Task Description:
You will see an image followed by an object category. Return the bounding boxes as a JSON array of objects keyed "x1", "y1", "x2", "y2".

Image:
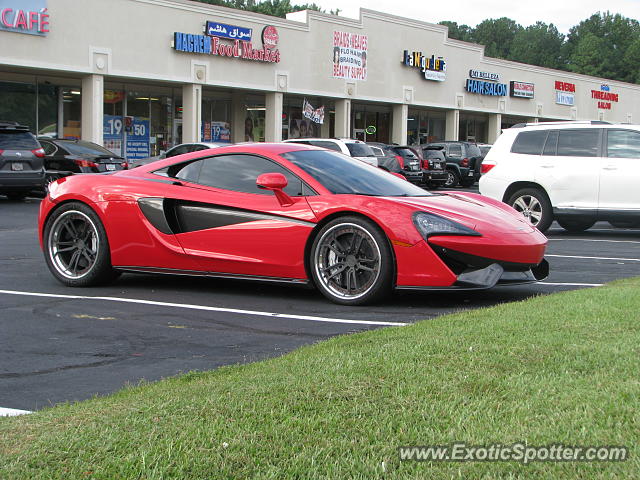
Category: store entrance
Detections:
[{"x1": 352, "y1": 106, "x2": 390, "y2": 143}]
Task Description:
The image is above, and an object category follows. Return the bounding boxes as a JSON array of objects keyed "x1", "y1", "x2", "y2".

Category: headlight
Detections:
[{"x1": 412, "y1": 212, "x2": 481, "y2": 239}]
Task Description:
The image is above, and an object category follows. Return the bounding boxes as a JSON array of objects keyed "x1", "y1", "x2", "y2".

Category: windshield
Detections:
[
  {"x1": 281, "y1": 149, "x2": 432, "y2": 197},
  {"x1": 345, "y1": 143, "x2": 375, "y2": 157},
  {"x1": 62, "y1": 141, "x2": 119, "y2": 157},
  {"x1": 393, "y1": 147, "x2": 419, "y2": 159}
]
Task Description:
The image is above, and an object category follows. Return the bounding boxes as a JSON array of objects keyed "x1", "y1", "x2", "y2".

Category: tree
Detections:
[
  {"x1": 510, "y1": 22, "x2": 565, "y2": 69},
  {"x1": 473, "y1": 17, "x2": 522, "y2": 59},
  {"x1": 438, "y1": 21, "x2": 474, "y2": 42}
]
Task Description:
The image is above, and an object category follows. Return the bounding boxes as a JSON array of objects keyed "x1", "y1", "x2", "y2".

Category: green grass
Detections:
[{"x1": 1, "y1": 279, "x2": 639, "y2": 479}]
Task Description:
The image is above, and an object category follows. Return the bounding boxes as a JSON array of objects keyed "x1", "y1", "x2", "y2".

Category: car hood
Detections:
[{"x1": 386, "y1": 192, "x2": 535, "y2": 234}]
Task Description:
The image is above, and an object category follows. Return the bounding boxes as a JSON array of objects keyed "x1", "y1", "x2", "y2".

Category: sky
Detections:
[{"x1": 311, "y1": 0, "x2": 640, "y2": 34}]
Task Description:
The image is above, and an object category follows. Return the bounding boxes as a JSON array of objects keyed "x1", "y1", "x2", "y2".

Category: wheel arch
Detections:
[
  {"x1": 41, "y1": 199, "x2": 103, "y2": 245},
  {"x1": 502, "y1": 181, "x2": 552, "y2": 205},
  {"x1": 303, "y1": 210, "x2": 398, "y2": 288}
]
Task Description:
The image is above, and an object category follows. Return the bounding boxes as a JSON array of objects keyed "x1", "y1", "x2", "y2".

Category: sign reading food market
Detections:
[
  {"x1": 469, "y1": 69, "x2": 500, "y2": 82},
  {"x1": 332, "y1": 31, "x2": 368, "y2": 81},
  {"x1": 592, "y1": 84, "x2": 618, "y2": 110},
  {"x1": 510, "y1": 81, "x2": 534, "y2": 99},
  {"x1": 402, "y1": 50, "x2": 446, "y2": 82},
  {"x1": 173, "y1": 22, "x2": 280, "y2": 63},
  {"x1": 555, "y1": 80, "x2": 575, "y2": 105},
  {"x1": 0, "y1": 0, "x2": 49, "y2": 36}
]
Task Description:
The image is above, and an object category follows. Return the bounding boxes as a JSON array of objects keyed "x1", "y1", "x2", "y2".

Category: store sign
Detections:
[
  {"x1": 465, "y1": 79, "x2": 507, "y2": 96},
  {"x1": 202, "y1": 121, "x2": 231, "y2": 142},
  {"x1": 205, "y1": 21, "x2": 251, "y2": 41},
  {"x1": 302, "y1": 98, "x2": 324, "y2": 124},
  {"x1": 402, "y1": 50, "x2": 446, "y2": 82},
  {"x1": 555, "y1": 81, "x2": 575, "y2": 105},
  {"x1": 125, "y1": 117, "x2": 151, "y2": 160},
  {"x1": 0, "y1": 0, "x2": 49, "y2": 36},
  {"x1": 510, "y1": 81, "x2": 534, "y2": 99},
  {"x1": 469, "y1": 69, "x2": 500, "y2": 82},
  {"x1": 173, "y1": 23, "x2": 280, "y2": 63},
  {"x1": 332, "y1": 31, "x2": 368, "y2": 81},
  {"x1": 592, "y1": 85, "x2": 619, "y2": 110}
]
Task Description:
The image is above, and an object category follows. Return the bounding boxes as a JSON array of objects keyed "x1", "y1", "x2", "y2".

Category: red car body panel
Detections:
[{"x1": 39, "y1": 143, "x2": 548, "y2": 290}]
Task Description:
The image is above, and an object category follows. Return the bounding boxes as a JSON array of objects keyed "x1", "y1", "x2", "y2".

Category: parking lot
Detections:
[{"x1": 1, "y1": 194, "x2": 639, "y2": 413}]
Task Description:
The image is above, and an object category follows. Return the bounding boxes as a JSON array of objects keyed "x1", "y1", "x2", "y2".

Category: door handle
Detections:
[
  {"x1": 540, "y1": 164, "x2": 554, "y2": 168},
  {"x1": 602, "y1": 165, "x2": 617, "y2": 170}
]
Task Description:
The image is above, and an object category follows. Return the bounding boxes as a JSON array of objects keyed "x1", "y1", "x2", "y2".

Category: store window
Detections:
[
  {"x1": 282, "y1": 97, "x2": 326, "y2": 140},
  {"x1": 352, "y1": 105, "x2": 390, "y2": 143},
  {"x1": 245, "y1": 96, "x2": 265, "y2": 142},
  {"x1": 459, "y1": 115, "x2": 488, "y2": 143},
  {"x1": 406, "y1": 110, "x2": 445, "y2": 145},
  {"x1": 201, "y1": 96, "x2": 231, "y2": 143}
]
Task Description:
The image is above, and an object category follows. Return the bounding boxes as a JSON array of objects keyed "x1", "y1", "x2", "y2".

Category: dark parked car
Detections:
[
  {"x1": 367, "y1": 142, "x2": 423, "y2": 184},
  {"x1": 420, "y1": 148, "x2": 448, "y2": 189},
  {"x1": 422, "y1": 141, "x2": 483, "y2": 188},
  {"x1": 38, "y1": 139, "x2": 128, "y2": 182},
  {"x1": 0, "y1": 121, "x2": 45, "y2": 200}
]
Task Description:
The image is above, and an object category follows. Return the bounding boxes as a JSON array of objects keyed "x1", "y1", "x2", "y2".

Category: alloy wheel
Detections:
[
  {"x1": 48, "y1": 210, "x2": 100, "y2": 279},
  {"x1": 512, "y1": 195, "x2": 543, "y2": 226}
]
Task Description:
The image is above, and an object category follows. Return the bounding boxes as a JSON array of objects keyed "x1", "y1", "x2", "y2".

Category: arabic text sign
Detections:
[
  {"x1": 332, "y1": 30, "x2": 367, "y2": 81},
  {"x1": 206, "y1": 21, "x2": 252, "y2": 41}
]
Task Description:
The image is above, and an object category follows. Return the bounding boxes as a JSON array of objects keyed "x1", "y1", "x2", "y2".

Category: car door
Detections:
[
  {"x1": 599, "y1": 128, "x2": 640, "y2": 212},
  {"x1": 163, "y1": 153, "x2": 318, "y2": 280},
  {"x1": 531, "y1": 128, "x2": 601, "y2": 211}
]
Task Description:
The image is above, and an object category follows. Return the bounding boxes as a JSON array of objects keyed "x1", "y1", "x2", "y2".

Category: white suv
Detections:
[
  {"x1": 479, "y1": 121, "x2": 640, "y2": 232},
  {"x1": 282, "y1": 138, "x2": 378, "y2": 167}
]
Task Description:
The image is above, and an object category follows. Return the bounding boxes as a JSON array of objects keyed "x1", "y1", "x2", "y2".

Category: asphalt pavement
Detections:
[{"x1": 1, "y1": 194, "x2": 639, "y2": 412}]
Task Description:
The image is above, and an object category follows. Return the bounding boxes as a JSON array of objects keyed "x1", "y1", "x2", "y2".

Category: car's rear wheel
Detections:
[
  {"x1": 556, "y1": 218, "x2": 595, "y2": 233},
  {"x1": 507, "y1": 188, "x2": 553, "y2": 232},
  {"x1": 310, "y1": 216, "x2": 393, "y2": 305},
  {"x1": 460, "y1": 178, "x2": 475, "y2": 188},
  {"x1": 44, "y1": 202, "x2": 119, "y2": 287},
  {"x1": 444, "y1": 169, "x2": 460, "y2": 188}
]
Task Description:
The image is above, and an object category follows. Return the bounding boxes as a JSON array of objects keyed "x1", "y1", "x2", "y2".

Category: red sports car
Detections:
[{"x1": 38, "y1": 143, "x2": 548, "y2": 305}]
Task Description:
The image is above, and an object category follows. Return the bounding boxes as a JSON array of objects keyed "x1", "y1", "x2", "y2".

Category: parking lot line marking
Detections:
[
  {"x1": 0, "y1": 407, "x2": 32, "y2": 416},
  {"x1": 0, "y1": 290, "x2": 408, "y2": 327},
  {"x1": 548, "y1": 238, "x2": 640, "y2": 245},
  {"x1": 539, "y1": 282, "x2": 603, "y2": 287},
  {"x1": 546, "y1": 254, "x2": 640, "y2": 262}
]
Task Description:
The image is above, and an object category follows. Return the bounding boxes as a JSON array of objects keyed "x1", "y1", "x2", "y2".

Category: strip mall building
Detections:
[{"x1": 1, "y1": 0, "x2": 639, "y2": 160}]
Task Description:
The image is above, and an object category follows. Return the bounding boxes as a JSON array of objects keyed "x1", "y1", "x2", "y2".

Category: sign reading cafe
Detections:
[
  {"x1": 402, "y1": 50, "x2": 446, "y2": 82},
  {"x1": 0, "y1": 0, "x2": 49, "y2": 36},
  {"x1": 173, "y1": 21, "x2": 280, "y2": 63}
]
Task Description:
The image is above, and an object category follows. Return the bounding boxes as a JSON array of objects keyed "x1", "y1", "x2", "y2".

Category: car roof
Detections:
[{"x1": 508, "y1": 121, "x2": 640, "y2": 131}]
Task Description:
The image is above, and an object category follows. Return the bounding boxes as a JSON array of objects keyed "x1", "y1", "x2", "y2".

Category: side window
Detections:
[
  {"x1": 172, "y1": 159, "x2": 203, "y2": 182},
  {"x1": 543, "y1": 131, "x2": 558, "y2": 156},
  {"x1": 309, "y1": 140, "x2": 342, "y2": 152},
  {"x1": 557, "y1": 129, "x2": 600, "y2": 157},
  {"x1": 196, "y1": 154, "x2": 304, "y2": 196},
  {"x1": 448, "y1": 144, "x2": 462, "y2": 157},
  {"x1": 607, "y1": 130, "x2": 640, "y2": 158},
  {"x1": 511, "y1": 131, "x2": 548, "y2": 155},
  {"x1": 40, "y1": 141, "x2": 57, "y2": 156}
]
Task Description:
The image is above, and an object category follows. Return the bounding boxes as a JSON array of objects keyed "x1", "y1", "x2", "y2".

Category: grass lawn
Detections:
[{"x1": 1, "y1": 278, "x2": 639, "y2": 479}]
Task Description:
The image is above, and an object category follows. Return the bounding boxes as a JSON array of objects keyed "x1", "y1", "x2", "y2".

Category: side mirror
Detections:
[{"x1": 256, "y1": 172, "x2": 294, "y2": 206}]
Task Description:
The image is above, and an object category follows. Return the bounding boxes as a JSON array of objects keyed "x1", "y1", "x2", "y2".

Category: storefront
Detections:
[{"x1": 1, "y1": 0, "x2": 639, "y2": 157}]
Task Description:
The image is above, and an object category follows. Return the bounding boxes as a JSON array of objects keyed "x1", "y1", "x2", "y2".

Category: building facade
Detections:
[{"x1": 1, "y1": 0, "x2": 638, "y2": 159}]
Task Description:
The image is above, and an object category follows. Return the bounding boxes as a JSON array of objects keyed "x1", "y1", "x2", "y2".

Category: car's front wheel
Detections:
[
  {"x1": 43, "y1": 202, "x2": 120, "y2": 287},
  {"x1": 507, "y1": 188, "x2": 553, "y2": 232},
  {"x1": 310, "y1": 216, "x2": 393, "y2": 305}
]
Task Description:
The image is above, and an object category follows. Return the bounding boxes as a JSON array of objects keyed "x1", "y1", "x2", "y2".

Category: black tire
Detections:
[
  {"x1": 556, "y1": 218, "x2": 596, "y2": 233},
  {"x1": 309, "y1": 216, "x2": 393, "y2": 305},
  {"x1": 507, "y1": 188, "x2": 553, "y2": 233},
  {"x1": 608, "y1": 220, "x2": 640, "y2": 229},
  {"x1": 43, "y1": 201, "x2": 120, "y2": 287},
  {"x1": 444, "y1": 169, "x2": 460, "y2": 188},
  {"x1": 5, "y1": 191, "x2": 28, "y2": 201}
]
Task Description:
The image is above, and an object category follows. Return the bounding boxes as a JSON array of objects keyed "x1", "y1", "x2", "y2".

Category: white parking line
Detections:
[
  {"x1": 539, "y1": 282, "x2": 603, "y2": 287},
  {"x1": 548, "y1": 238, "x2": 640, "y2": 245},
  {"x1": 546, "y1": 254, "x2": 640, "y2": 262},
  {"x1": 0, "y1": 290, "x2": 408, "y2": 327},
  {"x1": 0, "y1": 407, "x2": 32, "y2": 416}
]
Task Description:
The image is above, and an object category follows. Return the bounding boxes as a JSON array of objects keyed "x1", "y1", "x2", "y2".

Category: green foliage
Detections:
[
  {"x1": 440, "y1": 11, "x2": 640, "y2": 84},
  {"x1": 190, "y1": 0, "x2": 323, "y2": 17}
]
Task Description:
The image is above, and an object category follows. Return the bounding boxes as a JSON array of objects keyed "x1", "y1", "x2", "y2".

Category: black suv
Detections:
[
  {"x1": 422, "y1": 141, "x2": 483, "y2": 188},
  {"x1": 367, "y1": 143, "x2": 423, "y2": 184},
  {"x1": 0, "y1": 122, "x2": 45, "y2": 200}
]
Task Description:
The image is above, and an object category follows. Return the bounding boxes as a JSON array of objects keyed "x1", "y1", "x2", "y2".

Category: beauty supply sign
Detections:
[
  {"x1": 332, "y1": 31, "x2": 368, "y2": 81},
  {"x1": 0, "y1": 0, "x2": 49, "y2": 36}
]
